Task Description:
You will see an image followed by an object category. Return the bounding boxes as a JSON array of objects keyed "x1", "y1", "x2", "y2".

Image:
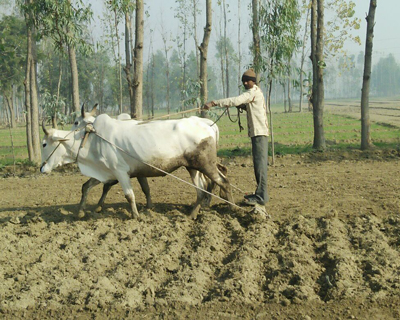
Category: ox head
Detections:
[
  {"x1": 40, "y1": 120, "x2": 71, "y2": 173},
  {"x1": 71, "y1": 103, "x2": 98, "y2": 130}
]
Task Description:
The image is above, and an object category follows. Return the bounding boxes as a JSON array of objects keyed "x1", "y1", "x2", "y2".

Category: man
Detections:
[{"x1": 203, "y1": 68, "x2": 269, "y2": 207}]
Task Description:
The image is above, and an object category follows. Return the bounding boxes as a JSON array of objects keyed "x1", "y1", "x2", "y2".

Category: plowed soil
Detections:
[{"x1": 1, "y1": 149, "x2": 400, "y2": 319}]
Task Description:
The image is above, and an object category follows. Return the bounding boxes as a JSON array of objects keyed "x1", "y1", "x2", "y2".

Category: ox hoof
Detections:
[
  {"x1": 189, "y1": 211, "x2": 199, "y2": 220},
  {"x1": 95, "y1": 206, "x2": 103, "y2": 213},
  {"x1": 78, "y1": 210, "x2": 86, "y2": 219}
]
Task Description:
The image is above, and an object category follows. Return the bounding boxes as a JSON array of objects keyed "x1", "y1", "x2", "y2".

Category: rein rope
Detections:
[{"x1": 210, "y1": 106, "x2": 244, "y2": 132}]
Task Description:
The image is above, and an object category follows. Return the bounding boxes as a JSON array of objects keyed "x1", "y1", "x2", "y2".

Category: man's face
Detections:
[{"x1": 242, "y1": 79, "x2": 255, "y2": 90}]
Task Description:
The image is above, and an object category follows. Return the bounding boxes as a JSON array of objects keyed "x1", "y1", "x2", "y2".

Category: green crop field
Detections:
[{"x1": 1, "y1": 105, "x2": 399, "y2": 167}]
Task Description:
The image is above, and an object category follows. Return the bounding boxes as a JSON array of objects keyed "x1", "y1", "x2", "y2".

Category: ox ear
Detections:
[
  {"x1": 81, "y1": 103, "x2": 86, "y2": 118},
  {"x1": 53, "y1": 136, "x2": 69, "y2": 142},
  {"x1": 89, "y1": 103, "x2": 98, "y2": 117}
]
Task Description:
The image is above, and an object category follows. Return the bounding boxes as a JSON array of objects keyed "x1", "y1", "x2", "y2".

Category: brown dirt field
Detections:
[{"x1": 1, "y1": 149, "x2": 400, "y2": 319}]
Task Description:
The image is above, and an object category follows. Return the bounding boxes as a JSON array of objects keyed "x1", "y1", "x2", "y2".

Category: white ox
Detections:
[
  {"x1": 41, "y1": 113, "x2": 233, "y2": 219},
  {"x1": 71, "y1": 105, "x2": 153, "y2": 214}
]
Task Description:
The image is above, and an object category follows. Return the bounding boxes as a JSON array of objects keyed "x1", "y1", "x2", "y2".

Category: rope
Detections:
[
  {"x1": 92, "y1": 130, "x2": 246, "y2": 212},
  {"x1": 134, "y1": 107, "x2": 201, "y2": 123}
]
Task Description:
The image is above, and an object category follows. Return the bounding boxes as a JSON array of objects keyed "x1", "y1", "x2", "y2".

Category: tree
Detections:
[
  {"x1": 104, "y1": 0, "x2": 124, "y2": 113},
  {"x1": 132, "y1": 0, "x2": 144, "y2": 119},
  {"x1": 22, "y1": 0, "x2": 41, "y2": 163},
  {"x1": 199, "y1": 0, "x2": 212, "y2": 117},
  {"x1": 28, "y1": 0, "x2": 93, "y2": 114},
  {"x1": 174, "y1": 0, "x2": 190, "y2": 111},
  {"x1": 0, "y1": 15, "x2": 26, "y2": 128},
  {"x1": 237, "y1": 0, "x2": 242, "y2": 94},
  {"x1": 360, "y1": 0, "x2": 377, "y2": 150},
  {"x1": 160, "y1": 27, "x2": 172, "y2": 115},
  {"x1": 251, "y1": 0, "x2": 261, "y2": 83},
  {"x1": 310, "y1": 0, "x2": 325, "y2": 150},
  {"x1": 258, "y1": 0, "x2": 300, "y2": 163},
  {"x1": 123, "y1": 1, "x2": 136, "y2": 116},
  {"x1": 298, "y1": 2, "x2": 311, "y2": 112}
]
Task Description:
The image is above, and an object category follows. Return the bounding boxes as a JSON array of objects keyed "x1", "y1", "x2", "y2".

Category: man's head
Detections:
[{"x1": 242, "y1": 68, "x2": 257, "y2": 89}]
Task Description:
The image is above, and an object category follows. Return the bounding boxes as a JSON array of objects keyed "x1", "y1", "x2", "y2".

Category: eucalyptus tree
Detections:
[
  {"x1": 22, "y1": 0, "x2": 40, "y2": 163},
  {"x1": 361, "y1": 0, "x2": 377, "y2": 150},
  {"x1": 0, "y1": 15, "x2": 26, "y2": 128},
  {"x1": 251, "y1": 0, "x2": 261, "y2": 83},
  {"x1": 199, "y1": 0, "x2": 212, "y2": 117},
  {"x1": 310, "y1": 0, "x2": 325, "y2": 150},
  {"x1": 258, "y1": 0, "x2": 300, "y2": 162},
  {"x1": 298, "y1": 1, "x2": 311, "y2": 112},
  {"x1": 132, "y1": 0, "x2": 144, "y2": 119},
  {"x1": 104, "y1": 0, "x2": 125, "y2": 113},
  {"x1": 160, "y1": 27, "x2": 172, "y2": 115},
  {"x1": 174, "y1": 0, "x2": 190, "y2": 108},
  {"x1": 26, "y1": 0, "x2": 93, "y2": 114},
  {"x1": 191, "y1": 0, "x2": 201, "y2": 77},
  {"x1": 215, "y1": 36, "x2": 238, "y2": 98}
]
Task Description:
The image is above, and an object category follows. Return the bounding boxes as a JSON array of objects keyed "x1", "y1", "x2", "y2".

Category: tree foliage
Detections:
[
  {"x1": 0, "y1": 15, "x2": 26, "y2": 91},
  {"x1": 23, "y1": 0, "x2": 93, "y2": 54}
]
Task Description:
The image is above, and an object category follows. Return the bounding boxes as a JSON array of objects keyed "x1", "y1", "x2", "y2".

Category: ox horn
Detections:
[
  {"x1": 89, "y1": 103, "x2": 98, "y2": 117},
  {"x1": 81, "y1": 103, "x2": 86, "y2": 118},
  {"x1": 42, "y1": 119, "x2": 49, "y2": 136}
]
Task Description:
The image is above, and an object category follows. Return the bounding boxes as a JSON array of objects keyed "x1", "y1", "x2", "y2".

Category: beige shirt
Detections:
[{"x1": 214, "y1": 85, "x2": 269, "y2": 137}]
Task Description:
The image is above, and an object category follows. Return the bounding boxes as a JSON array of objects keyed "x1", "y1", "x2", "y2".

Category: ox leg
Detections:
[
  {"x1": 79, "y1": 178, "x2": 101, "y2": 218},
  {"x1": 187, "y1": 169, "x2": 208, "y2": 220},
  {"x1": 200, "y1": 173, "x2": 215, "y2": 207},
  {"x1": 137, "y1": 177, "x2": 153, "y2": 208},
  {"x1": 95, "y1": 180, "x2": 118, "y2": 213},
  {"x1": 116, "y1": 172, "x2": 140, "y2": 219},
  {"x1": 202, "y1": 164, "x2": 235, "y2": 211}
]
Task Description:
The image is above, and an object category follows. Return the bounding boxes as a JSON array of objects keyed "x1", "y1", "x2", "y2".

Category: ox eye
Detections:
[
  {"x1": 43, "y1": 143, "x2": 47, "y2": 148},
  {"x1": 74, "y1": 121, "x2": 79, "y2": 126}
]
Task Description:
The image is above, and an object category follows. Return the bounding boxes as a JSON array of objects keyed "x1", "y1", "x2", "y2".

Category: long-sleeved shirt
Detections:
[{"x1": 214, "y1": 85, "x2": 269, "y2": 137}]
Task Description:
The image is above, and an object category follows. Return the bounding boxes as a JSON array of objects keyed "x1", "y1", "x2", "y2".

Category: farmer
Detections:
[{"x1": 203, "y1": 68, "x2": 270, "y2": 207}]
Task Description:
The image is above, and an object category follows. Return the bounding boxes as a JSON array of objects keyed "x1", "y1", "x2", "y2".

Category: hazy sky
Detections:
[{"x1": 88, "y1": 1, "x2": 399, "y2": 66}]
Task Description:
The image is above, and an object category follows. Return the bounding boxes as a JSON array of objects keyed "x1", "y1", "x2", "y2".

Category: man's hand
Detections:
[{"x1": 202, "y1": 101, "x2": 215, "y2": 110}]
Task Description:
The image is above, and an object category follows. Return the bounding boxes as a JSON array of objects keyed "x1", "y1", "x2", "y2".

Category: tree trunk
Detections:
[
  {"x1": 114, "y1": 10, "x2": 123, "y2": 113},
  {"x1": 360, "y1": 0, "x2": 376, "y2": 150},
  {"x1": 4, "y1": 92, "x2": 16, "y2": 128},
  {"x1": 237, "y1": 0, "x2": 242, "y2": 94},
  {"x1": 299, "y1": 7, "x2": 310, "y2": 112},
  {"x1": 67, "y1": 44, "x2": 80, "y2": 114},
  {"x1": 251, "y1": 0, "x2": 261, "y2": 83},
  {"x1": 24, "y1": 22, "x2": 33, "y2": 160},
  {"x1": 283, "y1": 83, "x2": 287, "y2": 113},
  {"x1": 30, "y1": 36, "x2": 41, "y2": 162},
  {"x1": 223, "y1": 0, "x2": 229, "y2": 97},
  {"x1": 192, "y1": 0, "x2": 200, "y2": 78},
  {"x1": 161, "y1": 31, "x2": 171, "y2": 115},
  {"x1": 24, "y1": 1, "x2": 41, "y2": 164},
  {"x1": 132, "y1": 0, "x2": 144, "y2": 120},
  {"x1": 310, "y1": 0, "x2": 325, "y2": 150},
  {"x1": 124, "y1": 11, "x2": 135, "y2": 116},
  {"x1": 199, "y1": 0, "x2": 212, "y2": 118},
  {"x1": 288, "y1": 71, "x2": 293, "y2": 113},
  {"x1": 268, "y1": 79, "x2": 275, "y2": 165}
]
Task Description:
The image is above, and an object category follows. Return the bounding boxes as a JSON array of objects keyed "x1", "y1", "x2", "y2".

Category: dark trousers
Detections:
[{"x1": 251, "y1": 135, "x2": 269, "y2": 204}]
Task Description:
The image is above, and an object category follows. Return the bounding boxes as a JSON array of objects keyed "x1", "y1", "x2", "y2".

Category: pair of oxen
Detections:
[{"x1": 40, "y1": 105, "x2": 235, "y2": 220}]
